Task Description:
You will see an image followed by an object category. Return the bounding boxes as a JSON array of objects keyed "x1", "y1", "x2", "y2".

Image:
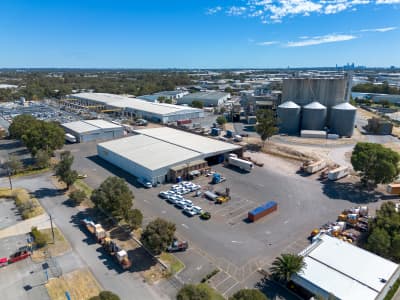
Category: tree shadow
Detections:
[
  {"x1": 95, "y1": 246, "x2": 125, "y2": 274},
  {"x1": 0, "y1": 140, "x2": 22, "y2": 150},
  {"x1": 31, "y1": 187, "x2": 64, "y2": 199},
  {"x1": 127, "y1": 247, "x2": 157, "y2": 273},
  {"x1": 86, "y1": 155, "x2": 142, "y2": 188},
  {"x1": 255, "y1": 277, "x2": 299, "y2": 300},
  {"x1": 321, "y1": 181, "x2": 384, "y2": 203},
  {"x1": 108, "y1": 226, "x2": 131, "y2": 242}
]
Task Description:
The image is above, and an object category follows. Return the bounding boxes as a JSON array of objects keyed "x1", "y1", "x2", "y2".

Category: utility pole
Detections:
[
  {"x1": 49, "y1": 215, "x2": 55, "y2": 243},
  {"x1": 7, "y1": 167, "x2": 12, "y2": 190}
]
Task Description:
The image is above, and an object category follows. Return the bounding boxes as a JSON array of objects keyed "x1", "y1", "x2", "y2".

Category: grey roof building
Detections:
[{"x1": 177, "y1": 92, "x2": 230, "y2": 107}]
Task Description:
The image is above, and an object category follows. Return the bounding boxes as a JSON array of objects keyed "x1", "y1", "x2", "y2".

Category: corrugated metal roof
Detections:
[
  {"x1": 293, "y1": 234, "x2": 399, "y2": 300},
  {"x1": 303, "y1": 101, "x2": 326, "y2": 109},
  {"x1": 84, "y1": 119, "x2": 123, "y2": 130},
  {"x1": 62, "y1": 121, "x2": 100, "y2": 133},
  {"x1": 332, "y1": 102, "x2": 357, "y2": 110},
  {"x1": 98, "y1": 135, "x2": 200, "y2": 171},
  {"x1": 278, "y1": 101, "x2": 300, "y2": 109}
]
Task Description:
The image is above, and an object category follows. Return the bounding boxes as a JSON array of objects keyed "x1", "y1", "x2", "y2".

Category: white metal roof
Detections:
[
  {"x1": 70, "y1": 93, "x2": 202, "y2": 116},
  {"x1": 84, "y1": 119, "x2": 123, "y2": 130},
  {"x1": 98, "y1": 135, "x2": 200, "y2": 171},
  {"x1": 294, "y1": 235, "x2": 399, "y2": 300},
  {"x1": 62, "y1": 121, "x2": 100, "y2": 133},
  {"x1": 134, "y1": 127, "x2": 241, "y2": 156},
  {"x1": 278, "y1": 101, "x2": 300, "y2": 109},
  {"x1": 303, "y1": 101, "x2": 326, "y2": 109},
  {"x1": 331, "y1": 102, "x2": 357, "y2": 110}
]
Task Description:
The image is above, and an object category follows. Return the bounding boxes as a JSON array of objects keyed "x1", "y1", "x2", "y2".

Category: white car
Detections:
[
  {"x1": 167, "y1": 196, "x2": 179, "y2": 204},
  {"x1": 175, "y1": 200, "x2": 186, "y2": 209},
  {"x1": 183, "y1": 207, "x2": 197, "y2": 217},
  {"x1": 138, "y1": 178, "x2": 152, "y2": 188},
  {"x1": 191, "y1": 206, "x2": 203, "y2": 214},
  {"x1": 183, "y1": 199, "x2": 193, "y2": 206},
  {"x1": 159, "y1": 191, "x2": 169, "y2": 199},
  {"x1": 181, "y1": 188, "x2": 191, "y2": 195}
]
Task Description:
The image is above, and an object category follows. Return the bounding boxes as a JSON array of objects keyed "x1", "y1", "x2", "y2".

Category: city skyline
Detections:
[{"x1": 1, "y1": 0, "x2": 399, "y2": 68}]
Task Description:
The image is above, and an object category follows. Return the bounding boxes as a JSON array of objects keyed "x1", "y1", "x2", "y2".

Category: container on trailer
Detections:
[
  {"x1": 248, "y1": 201, "x2": 277, "y2": 222},
  {"x1": 387, "y1": 183, "x2": 400, "y2": 194},
  {"x1": 211, "y1": 128, "x2": 220, "y2": 136},
  {"x1": 305, "y1": 160, "x2": 326, "y2": 174},
  {"x1": 204, "y1": 191, "x2": 218, "y2": 201},
  {"x1": 226, "y1": 130, "x2": 233, "y2": 138},
  {"x1": 328, "y1": 166, "x2": 349, "y2": 181}
]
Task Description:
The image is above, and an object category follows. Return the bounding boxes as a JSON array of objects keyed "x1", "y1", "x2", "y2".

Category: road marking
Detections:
[
  {"x1": 181, "y1": 224, "x2": 189, "y2": 229},
  {"x1": 257, "y1": 183, "x2": 264, "y2": 187},
  {"x1": 222, "y1": 281, "x2": 240, "y2": 296},
  {"x1": 284, "y1": 220, "x2": 289, "y2": 224},
  {"x1": 231, "y1": 241, "x2": 243, "y2": 244},
  {"x1": 265, "y1": 231, "x2": 271, "y2": 235},
  {"x1": 161, "y1": 210, "x2": 166, "y2": 214},
  {"x1": 196, "y1": 265, "x2": 203, "y2": 271}
]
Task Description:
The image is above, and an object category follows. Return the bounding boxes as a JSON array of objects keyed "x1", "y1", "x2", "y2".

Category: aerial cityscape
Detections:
[{"x1": 1, "y1": 1, "x2": 400, "y2": 300}]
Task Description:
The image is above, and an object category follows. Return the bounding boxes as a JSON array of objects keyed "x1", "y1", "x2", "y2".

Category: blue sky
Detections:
[{"x1": 0, "y1": 0, "x2": 399, "y2": 68}]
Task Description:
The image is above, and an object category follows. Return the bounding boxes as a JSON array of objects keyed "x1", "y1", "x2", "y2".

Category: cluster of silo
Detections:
[{"x1": 277, "y1": 100, "x2": 356, "y2": 136}]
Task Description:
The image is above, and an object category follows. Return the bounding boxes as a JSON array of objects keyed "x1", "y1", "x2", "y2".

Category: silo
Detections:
[
  {"x1": 329, "y1": 102, "x2": 357, "y2": 137},
  {"x1": 277, "y1": 101, "x2": 301, "y2": 134},
  {"x1": 301, "y1": 101, "x2": 327, "y2": 130}
]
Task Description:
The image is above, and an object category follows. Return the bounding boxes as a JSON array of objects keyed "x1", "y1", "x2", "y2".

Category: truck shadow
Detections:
[{"x1": 321, "y1": 181, "x2": 384, "y2": 203}]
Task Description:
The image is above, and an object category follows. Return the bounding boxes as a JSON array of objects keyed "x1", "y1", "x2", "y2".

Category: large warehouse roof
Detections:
[
  {"x1": 180, "y1": 91, "x2": 229, "y2": 101},
  {"x1": 84, "y1": 119, "x2": 123, "y2": 129},
  {"x1": 293, "y1": 234, "x2": 399, "y2": 300},
  {"x1": 70, "y1": 93, "x2": 202, "y2": 116},
  {"x1": 98, "y1": 135, "x2": 200, "y2": 171},
  {"x1": 134, "y1": 127, "x2": 241, "y2": 156}
]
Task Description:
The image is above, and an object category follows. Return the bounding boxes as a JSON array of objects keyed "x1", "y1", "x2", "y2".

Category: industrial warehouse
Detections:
[
  {"x1": 61, "y1": 119, "x2": 124, "y2": 143},
  {"x1": 177, "y1": 91, "x2": 230, "y2": 107},
  {"x1": 277, "y1": 76, "x2": 357, "y2": 137},
  {"x1": 292, "y1": 235, "x2": 400, "y2": 300},
  {"x1": 65, "y1": 93, "x2": 204, "y2": 123},
  {"x1": 97, "y1": 127, "x2": 241, "y2": 184}
]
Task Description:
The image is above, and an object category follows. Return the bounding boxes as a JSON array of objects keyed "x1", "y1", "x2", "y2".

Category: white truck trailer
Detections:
[
  {"x1": 328, "y1": 166, "x2": 349, "y2": 181},
  {"x1": 65, "y1": 133, "x2": 77, "y2": 143},
  {"x1": 227, "y1": 154, "x2": 253, "y2": 172},
  {"x1": 303, "y1": 160, "x2": 326, "y2": 174}
]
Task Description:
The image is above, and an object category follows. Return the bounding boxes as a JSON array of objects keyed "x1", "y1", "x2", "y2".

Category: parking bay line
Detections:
[{"x1": 181, "y1": 224, "x2": 189, "y2": 229}]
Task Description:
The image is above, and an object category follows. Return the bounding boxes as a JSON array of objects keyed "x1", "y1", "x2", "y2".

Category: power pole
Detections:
[
  {"x1": 7, "y1": 167, "x2": 12, "y2": 190},
  {"x1": 49, "y1": 215, "x2": 55, "y2": 243}
]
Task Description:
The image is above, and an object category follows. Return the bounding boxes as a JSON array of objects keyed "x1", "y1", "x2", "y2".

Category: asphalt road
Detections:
[{"x1": 0, "y1": 175, "x2": 167, "y2": 300}]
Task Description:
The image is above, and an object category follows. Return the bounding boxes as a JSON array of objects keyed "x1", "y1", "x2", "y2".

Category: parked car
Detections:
[
  {"x1": 183, "y1": 207, "x2": 197, "y2": 217},
  {"x1": 175, "y1": 200, "x2": 186, "y2": 209},
  {"x1": 183, "y1": 199, "x2": 193, "y2": 206},
  {"x1": 191, "y1": 206, "x2": 203, "y2": 215},
  {"x1": 137, "y1": 178, "x2": 152, "y2": 188},
  {"x1": 159, "y1": 191, "x2": 169, "y2": 199},
  {"x1": 167, "y1": 196, "x2": 179, "y2": 204}
]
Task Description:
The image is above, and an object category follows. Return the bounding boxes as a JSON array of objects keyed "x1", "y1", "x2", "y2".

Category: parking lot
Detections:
[{"x1": 62, "y1": 139, "x2": 364, "y2": 296}]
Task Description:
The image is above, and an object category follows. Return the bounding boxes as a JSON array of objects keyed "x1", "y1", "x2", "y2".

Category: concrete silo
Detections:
[
  {"x1": 277, "y1": 101, "x2": 301, "y2": 135},
  {"x1": 301, "y1": 101, "x2": 327, "y2": 131},
  {"x1": 329, "y1": 102, "x2": 357, "y2": 137}
]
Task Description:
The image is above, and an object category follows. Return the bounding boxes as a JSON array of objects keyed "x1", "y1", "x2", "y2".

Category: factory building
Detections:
[
  {"x1": 178, "y1": 92, "x2": 230, "y2": 107},
  {"x1": 97, "y1": 127, "x2": 241, "y2": 184},
  {"x1": 292, "y1": 234, "x2": 400, "y2": 300},
  {"x1": 138, "y1": 90, "x2": 189, "y2": 103},
  {"x1": 65, "y1": 93, "x2": 204, "y2": 124},
  {"x1": 278, "y1": 75, "x2": 357, "y2": 137},
  {"x1": 62, "y1": 119, "x2": 124, "y2": 143}
]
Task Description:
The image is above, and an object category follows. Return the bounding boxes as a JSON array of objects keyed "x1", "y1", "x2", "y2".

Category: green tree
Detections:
[
  {"x1": 89, "y1": 291, "x2": 120, "y2": 300},
  {"x1": 125, "y1": 208, "x2": 143, "y2": 230},
  {"x1": 381, "y1": 100, "x2": 391, "y2": 108},
  {"x1": 91, "y1": 177, "x2": 134, "y2": 220},
  {"x1": 8, "y1": 114, "x2": 38, "y2": 139},
  {"x1": 69, "y1": 189, "x2": 86, "y2": 205},
  {"x1": 256, "y1": 109, "x2": 278, "y2": 146},
  {"x1": 269, "y1": 253, "x2": 306, "y2": 282},
  {"x1": 157, "y1": 96, "x2": 166, "y2": 103},
  {"x1": 191, "y1": 100, "x2": 204, "y2": 109},
  {"x1": 391, "y1": 234, "x2": 400, "y2": 261},
  {"x1": 6, "y1": 155, "x2": 23, "y2": 175},
  {"x1": 216, "y1": 116, "x2": 227, "y2": 126},
  {"x1": 140, "y1": 218, "x2": 175, "y2": 255},
  {"x1": 22, "y1": 121, "x2": 64, "y2": 156},
  {"x1": 35, "y1": 149, "x2": 50, "y2": 169},
  {"x1": 164, "y1": 98, "x2": 173, "y2": 104},
  {"x1": 351, "y1": 142, "x2": 400, "y2": 187},
  {"x1": 367, "y1": 227, "x2": 391, "y2": 257},
  {"x1": 55, "y1": 151, "x2": 78, "y2": 189},
  {"x1": 177, "y1": 284, "x2": 224, "y2": 300},
  {"x1": 31, "y1": 226, "x2": 47, "y2": 248},
  {"x1": 229, "y1": 289, "x2": 268, "y2": 300}
]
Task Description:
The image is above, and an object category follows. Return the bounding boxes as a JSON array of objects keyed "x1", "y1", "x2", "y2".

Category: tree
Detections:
[
  {"x1": 351, "y1": 142, "x2": 400, "y2": 187},
  {"x1": 177, "y1": 284, "x2": 224, "y2": 300},
  {"x1": 8, "y1": 114, "x2": 38, "y2": 139},
  {"x1": 91, "y1": 177, "x2": 134, "y2": 220},
  {"x1": 157, "y1": 96, "x2": 166, "y2": 103},
  {"x1": 256, "y1": 109, "x2": 278, "y2": 146},
  {"x1": 6, "y1": 155, "x2": 23, "y2": 175},
  {"x1": 55, "y1": 151, "x2": 78, "y2": 189},
  {"x1": 140, "y1": 218, "x2": 175, "y2": 255},
  {"x1": 35, "y1": 149, "x2": 50, "y2": 169},
  {"x1": 191, "y1": 100, "x2": 204, "y2": 109},
  {"x1": 269, "y1": 253, "x2": 306, "y2": 282},
  {"x1": 391, "y1": 234, "x2": 400, "y2": 261},
  {"x1": 22, "y1": 121, "x2": 64, "y2": 156},
  {"x1": 31, "y1": 226, "x2": 47, "y2": 248},
  {"x1": 164, "y1": 98, "x2": 173, "y2": 104},
  {"x1": 216, "y1": 116, "x2": 227, "y2": 126},
  {"x1": 366, "y1": 227, "x2": 391, "y2": 257},
  {"x1": 69, "y1": 189, "x2": 86, "y2": 205},
  {"x1": 125, "y1": 208, "x2": 143, "y2": 230},
  {"x1": 229, "y1": 289, "x2": 268, "y2": 300},
  {"x1": 89, "y1": 291, "x2": 120, "y2": 300}
]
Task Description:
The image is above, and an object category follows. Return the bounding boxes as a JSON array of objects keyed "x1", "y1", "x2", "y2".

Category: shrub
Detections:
[
  {"x1": 31, "y1": 226, "x2": 47, "y2": 248},
  {"x1": 69, "y1": 189, "x2": 86, "y2": 205},
  {"x1": 201, "y1": 269, "x2": 219, "y2": 283}
]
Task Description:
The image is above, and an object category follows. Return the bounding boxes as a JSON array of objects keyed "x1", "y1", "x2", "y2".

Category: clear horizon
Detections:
[{"x1": 1, "y1": 0, "x2": 400, "y2": 68}]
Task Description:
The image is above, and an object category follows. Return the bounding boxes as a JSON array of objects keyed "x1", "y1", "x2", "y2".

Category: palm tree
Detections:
[{"x1": 269, "y1": 253, "x2": 306, "y2": 282}]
